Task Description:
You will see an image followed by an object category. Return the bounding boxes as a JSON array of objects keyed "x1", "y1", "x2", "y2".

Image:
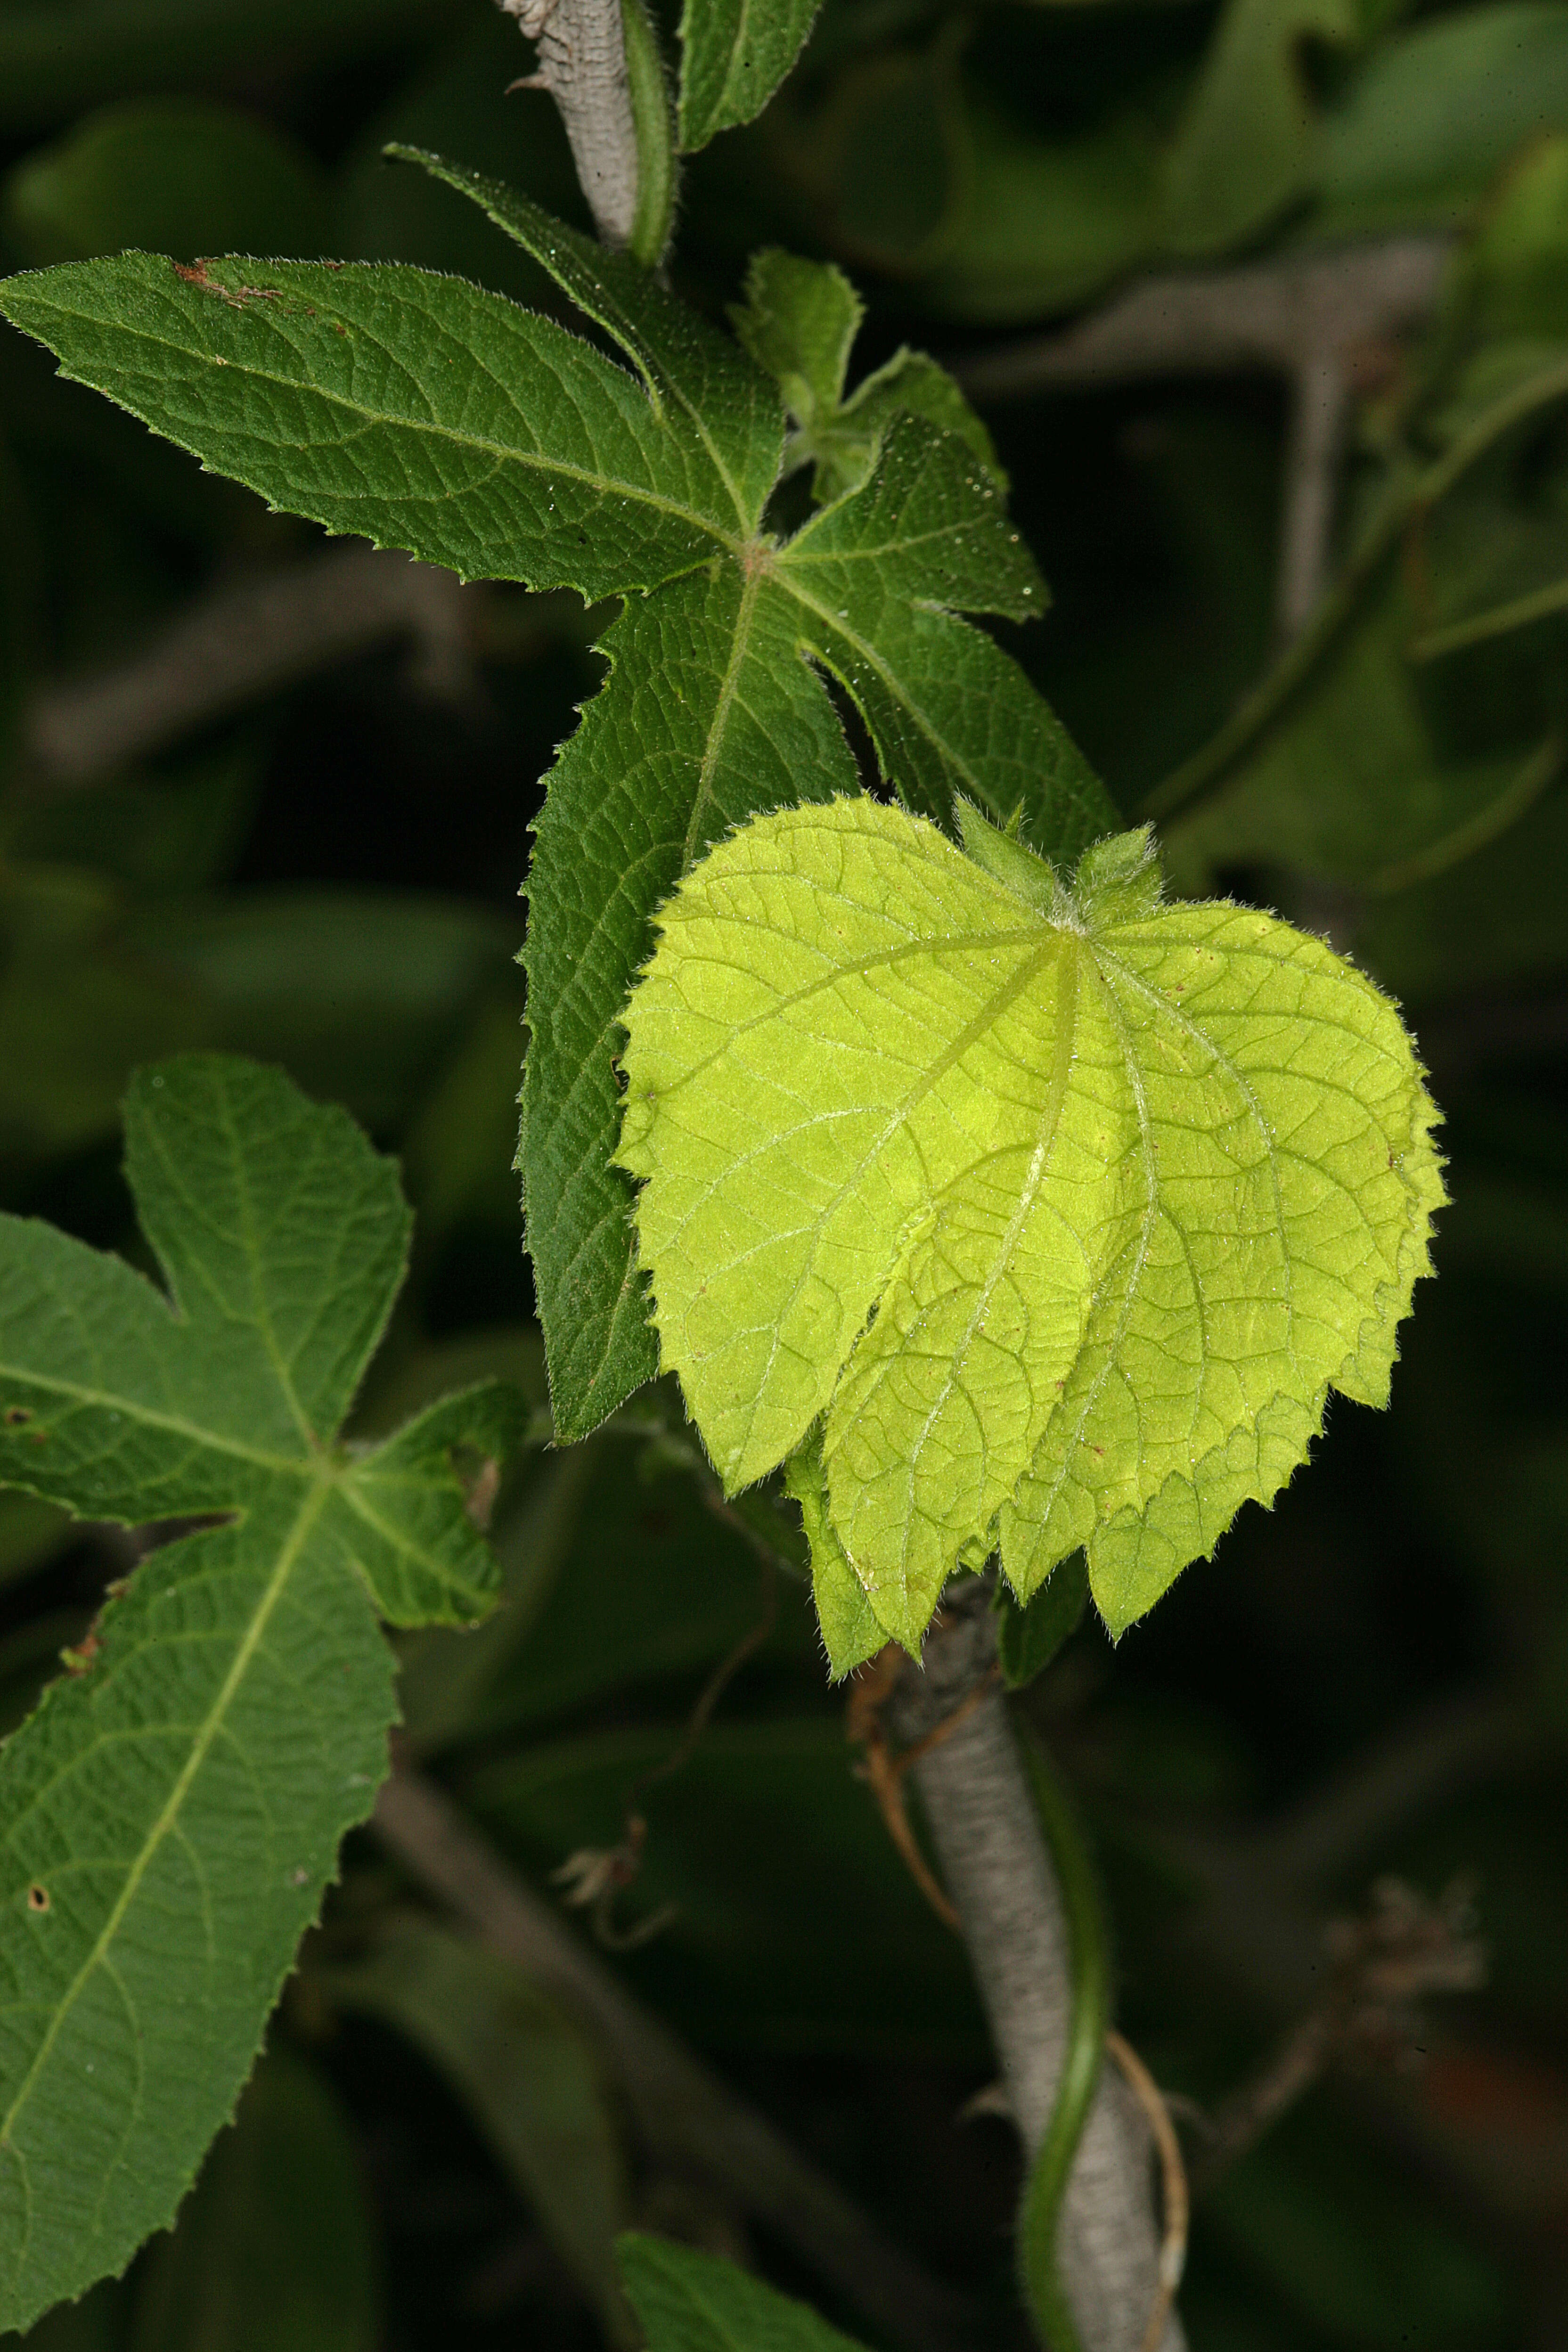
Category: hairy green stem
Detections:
[
  {"x1": 1013, "y1": 1722, "x2": 1111, "y2": 2352},
  {"x1": 620, "y1": 0, "x2": 677, "y2": 266}
]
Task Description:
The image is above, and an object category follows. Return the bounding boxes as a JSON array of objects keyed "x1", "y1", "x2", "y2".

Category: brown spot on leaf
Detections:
[
  {"x1": 26, "y1": 1885, "x2": 49, "y2": 1914},
  {"x1": 172, "y1": 259, "x2": 285, "y2": 310}
]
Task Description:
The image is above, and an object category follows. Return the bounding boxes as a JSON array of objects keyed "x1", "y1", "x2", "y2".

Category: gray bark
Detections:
[
  {"x1": 893, "y1": 1586, "x2": 1183, "y2": 2352},
  {"x1": 499, "y1": 0, "x2": 639, "y2": 248}
]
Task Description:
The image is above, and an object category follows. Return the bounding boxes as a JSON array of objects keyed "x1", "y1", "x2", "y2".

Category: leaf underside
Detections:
[
  {"x1": 0, "y1": 1056, "x2": 518, "y2": 2331},
  {"x1": 616, "y1": 801, "x2": 1444, "y2": 1652},
  {"x1": 0, "y1": 154, "x2": 1115, "y2": 1441}
]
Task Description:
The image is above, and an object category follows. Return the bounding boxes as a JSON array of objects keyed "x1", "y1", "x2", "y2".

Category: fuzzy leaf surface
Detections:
[
  {"x1": 729, "y1": 247, "x2": 1005, "y2": 502},
  {"x1": 0, "y1": 1056, "x2": 519, "y2": 2332},
  {"x1": 616, "y1": 801, "x2": 1443, "y2": 1650},
  {"x1": 0, "y1": 165, "x2": 1114, "y2": 1440}
]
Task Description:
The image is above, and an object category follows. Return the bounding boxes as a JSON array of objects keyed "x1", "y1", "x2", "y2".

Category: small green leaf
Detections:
[
  {"x1": 617, "y1": 2233, "x2": 870, "y2": 2352},
  {"x1": 730, "y1": 249, "x2": 1004, "y2": 502},
  {"x1": 994, "y1": 1553, "x2": 1090, "y2": 1692},
  {"x1": 616, "y1": 800, "x2": 1443, "y2": 1654},
  {"x1": 677, "y1": 0, "x2": 823, "y2": 153},
  {"x1": 730, "y1": 248, "x2": 862, "y2": 427},
  {"x1": 0, "y1": 1056, "x2": 521, "y2": 2331}
]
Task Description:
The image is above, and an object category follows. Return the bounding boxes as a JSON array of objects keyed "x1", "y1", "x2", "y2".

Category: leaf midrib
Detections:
[
  {"x1": 0, "y1": 1363, "x2": 305, "y2": 1477},
  {"x1": 886, "y1": 938, "x2": 1085, "y2": 1594},
  {"x1": 717, "y1": 937, "x2": 1062, "y2": 1481},
  {"x1": 681, "y1": 564, "x2": 768, "y2": 871},
  {"x1": 649, "y1": 917, "x2": 1050, "y2": 1110},
  {"x1": 1014, "y1": 926, "x2": 1306, "y2": 1541},
  {"x1": 30, "y1": 291, "x2": 745, "y2": 560},
  {"x1": 773, "y1": 566, "x2": 996, "y2": 804},
  {"x1": 0, "y1": 1478, "x2": 333, "y2": 2204}
]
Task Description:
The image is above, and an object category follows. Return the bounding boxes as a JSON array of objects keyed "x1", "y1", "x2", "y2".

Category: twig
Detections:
[
  {"x1": 373, "y1": 1761, "x2": 972, "y2": 2352},
  {"x1": 24, "y1": 545, "x2": 477, "y2": 785},
  {"x1": 1188, "y1": 1876, "x2": 1486, "y2": 2194},
  {"x1": 846, "y1": 1641, "x2": 1001, "y2": 1930},
  {"x1": 951, "y1": 241, "x2": 1449, "y2": 403},
  {"x1": 1276, "y1": 354, "x2": 1350, "y2": 643},
  {"x1": 500, "y1": 0, "x2": 640, "y2": 249},
  {"x1": 892, "y1": 1587, "x2": 1182, "y2": 2352}
]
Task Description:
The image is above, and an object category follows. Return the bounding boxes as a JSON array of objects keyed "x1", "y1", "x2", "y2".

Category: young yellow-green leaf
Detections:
[
  {"x1": 617, "y1": 2233, "x2": 870, "y2": 2352},
  {"x1": 615, "y1": 801, "x2": 1443, "y2": 1651},
  {"x1": 0, "y1": 1055, "x2": 521, "y2": 2333}
]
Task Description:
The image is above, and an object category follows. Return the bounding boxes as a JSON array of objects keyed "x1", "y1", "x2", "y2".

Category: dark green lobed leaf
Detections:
[{"x1": 0, "y1": 1058, "x2": 520, "y2": 2330}]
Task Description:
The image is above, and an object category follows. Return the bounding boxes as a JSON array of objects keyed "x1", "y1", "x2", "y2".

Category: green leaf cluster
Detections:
[
  {"x1": 617, "y1": 800, "x2": 1443, "y2": 1657},
  {"x1": 677, "y1": 0, "x2": 824, "y2": 152},
  {"x1": 0, "y1": 149, "x2": 1115, "y2": 1443}
]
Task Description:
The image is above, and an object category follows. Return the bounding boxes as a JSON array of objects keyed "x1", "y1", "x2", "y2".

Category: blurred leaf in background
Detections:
[{"x1": 2, "y1": 99, "x2": 330, "y2": 264}]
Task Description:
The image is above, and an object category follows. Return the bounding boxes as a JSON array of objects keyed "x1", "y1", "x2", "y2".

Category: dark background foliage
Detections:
[{"x1": 1, "y1": 1, "x2": 1566, "y2": 2346}]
